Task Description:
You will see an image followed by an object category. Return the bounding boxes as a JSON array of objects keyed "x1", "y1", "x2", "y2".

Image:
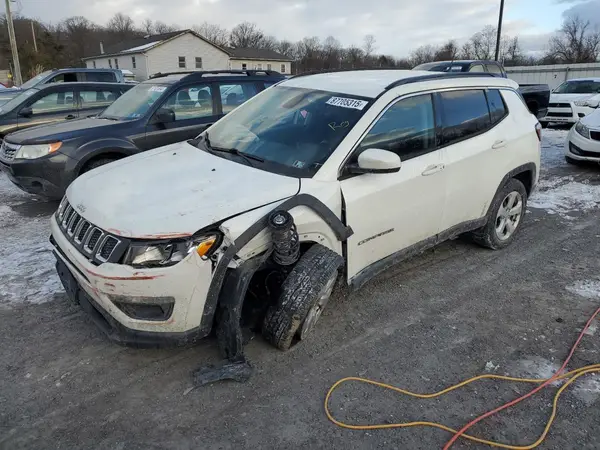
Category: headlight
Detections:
[
  {"x1": 575, "y1": 121, "x2": 590, "y2": 139},
  {"x1": 574, "y1": 100, "x2": 588, "y2": 107},
  {"x1": 15, "y1": 142, "x2": 62, "y2": 159},
  {"x1": 123, "y1": 233, "x2": 220, "y2": 268}
]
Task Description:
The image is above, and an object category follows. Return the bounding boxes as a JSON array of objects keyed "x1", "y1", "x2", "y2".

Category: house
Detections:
[{"x1": 82, "y1": 30, "x2": 293, "y2": 81}]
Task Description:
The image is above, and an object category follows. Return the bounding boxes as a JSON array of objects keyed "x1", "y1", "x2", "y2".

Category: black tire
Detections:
[
  {"x1": 82, "y1": 157, "x2": 118, "y2": 174},
  {"x1": 262, "y1": 244, "x2": 343, "y2": 350},
  {"x1": 565, "y1": 155, "x2": 584, "y2": 165},
  {"x1": 470, "y1": 178, "x2": 528, "y2": 250}
]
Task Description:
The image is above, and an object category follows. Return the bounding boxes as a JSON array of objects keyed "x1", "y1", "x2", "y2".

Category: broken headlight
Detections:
[{"x1": 123, "y1": 233, "x2": 221, "y2": 268}]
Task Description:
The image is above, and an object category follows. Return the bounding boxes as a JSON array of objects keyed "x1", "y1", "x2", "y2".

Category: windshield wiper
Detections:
[{"x1": 201, "y1": 132, "x2": 264, "y2": 166}]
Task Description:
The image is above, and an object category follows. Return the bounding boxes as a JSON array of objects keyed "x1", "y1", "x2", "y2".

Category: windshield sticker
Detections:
[
  {"x1": 326, "y1": 96, "x2": 368, "y2": 110},
  {"x1": 148, "y1": 86, "x2": 167, "y2": 92},
  {"x1": 328, "y1": 121, "x2": 350, "y2": 131},
  {"x1": 292, "y1": 160, "x2": 305, "y2": 168},
  {"x1": 300, "y1": 110, "x2": 308, "y2": 118},
  {"x1": 25, "y1": 90, "x2": 35, "y2": 96}
]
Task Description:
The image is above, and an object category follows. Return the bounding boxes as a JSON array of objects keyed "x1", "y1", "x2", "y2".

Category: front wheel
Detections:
[{"x1": 470, "y1": 178, "x2": 528, "y2": 250}]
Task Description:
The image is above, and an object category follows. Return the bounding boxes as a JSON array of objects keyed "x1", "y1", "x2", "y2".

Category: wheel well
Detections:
[
  {"x1": 80, "y1": 152, "x2": 126, "y2": 174},
  {"x1": 513, "y1": 170, "x2": 533, "y2": 196}
]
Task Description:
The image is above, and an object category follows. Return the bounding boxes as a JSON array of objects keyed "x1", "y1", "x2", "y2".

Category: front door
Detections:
[
  {"x1": 340, "y1": 93, "x2": 447, "y2": 281},
  {"x1": 144, "y1": 83, "x2": 219, "y2": 150},
  {"x1": 17, "y1": 86, "x2": 78, "y2": 130}
]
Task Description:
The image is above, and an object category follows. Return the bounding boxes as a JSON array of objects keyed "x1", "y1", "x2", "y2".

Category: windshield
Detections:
[
  {"x1": 99, "y1": 83, "x2": 168, "y2": 119},
  {"x1": 0, "y1": 88, "x2": 38, "y2": 114},
  {"x1": 554, "y1": 80, "x2": 600, "y2": 94},
  {"x1": 203, "y1": 86, "x2": 372, "y2": 177},
  {"x1": 21, "y1": 70, "x2": 52, "y2": 90}
]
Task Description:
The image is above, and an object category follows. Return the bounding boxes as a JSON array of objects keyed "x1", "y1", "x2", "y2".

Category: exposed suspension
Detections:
[{"x1": 268, "y1": 210, "x2": 300, "y2": 266}]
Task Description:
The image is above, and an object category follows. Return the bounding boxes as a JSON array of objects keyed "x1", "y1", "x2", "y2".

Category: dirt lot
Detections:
[{"x1": 1, "y1": 129, "x2": 600, "y2": 450}]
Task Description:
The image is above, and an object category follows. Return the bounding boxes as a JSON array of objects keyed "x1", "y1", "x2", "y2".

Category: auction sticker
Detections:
[
  {"x1": 148, "y1": 86, "x2": 167, "y2": 92},
  {"x1": 326, "y1": 96, "x2": 368, "y2": 110}
]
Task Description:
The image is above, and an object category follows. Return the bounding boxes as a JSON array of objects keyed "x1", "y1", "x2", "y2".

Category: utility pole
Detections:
[
  {"x1": 31, "y1": 20, "x2": 37, "y2": 52},
  {"x1": 5, "y1": 0, "x2": 22, "y2": 85},
  {"x1": 494, "y1": 0, "x2": 505, "y2": 61}
]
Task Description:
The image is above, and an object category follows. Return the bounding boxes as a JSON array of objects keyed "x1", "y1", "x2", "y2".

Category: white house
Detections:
[{"x1": 82, "y1": 30, "x2": 293, "y2": 80}]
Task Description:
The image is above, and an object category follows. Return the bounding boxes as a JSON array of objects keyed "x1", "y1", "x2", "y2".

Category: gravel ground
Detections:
[{"x1": 1, "y1": 128, "x2": 600, "y2": 449}]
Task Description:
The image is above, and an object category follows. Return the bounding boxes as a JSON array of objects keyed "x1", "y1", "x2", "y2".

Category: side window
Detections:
[
  {"x1": 356, "y1": 94, "x2": 435, "y2": 161},
  {"x1": 469, "y1": 64, "x2": 485, "y2": 73},
  {"x1": 242, "y1": 63, "x2": 247, "y2": 70},
  {"x1": 29, "y1": 91, "x2": 76, "y2": 114},
  {"x1": 280, "y1": 64, "x2": 285, "y2": 73},
  {"x1": 85, "y1": 72, "x2": 116, "y2": 82},
  {"x1": 178, "y1": 56, "x2": 186, "y2": 68},
  {"x1": 439, "y1": 90, "x2": 491, "y2": 146},
  {"x1": 115, "y1": 58, "x2": 119, "y2": 69},
  {"x1": 49, "y1": 73, "x2": 76, "y2": 83},
  {"x1": 219, "y1": 83, "x2": 259, "y2": 114},
  {"x1": 162, "y1": 84, "x2": 213, "y2": 121},
  {"x1": 486, "y1": 64, "x2": 503, "y2": 75},
  {"x1": 195, "y1": 57, "x2": 203, "y2": 69},
  {"x1": 79, "y1": 89, "x2": 119, "y2": 108},
  {"x1": 486, "y1": 89, "x2": 508, "y2": 124}
]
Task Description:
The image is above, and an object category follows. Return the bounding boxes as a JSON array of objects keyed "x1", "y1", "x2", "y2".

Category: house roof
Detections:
[{"x1": 226, "y1": 47, "x2": 292, "y2": 62}]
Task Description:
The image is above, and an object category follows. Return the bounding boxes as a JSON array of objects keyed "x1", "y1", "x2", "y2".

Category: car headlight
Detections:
[
  {"x1": 15, "y1": 142, "x2": 62, "y2": 159},
  {"x1": 123, "y1": 233, "x2": 221, "y2": 268},
  {"x1": 574, "y1": 100, "x2": 589, "y2": 107},
  {"x1": 575, "y1": 121, "x2": 591, "y2": 139}
]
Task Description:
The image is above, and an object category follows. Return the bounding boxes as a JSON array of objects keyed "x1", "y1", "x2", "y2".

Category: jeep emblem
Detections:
[{"x1": 76, "y1": 203, "x2": 86, "y2": 213}]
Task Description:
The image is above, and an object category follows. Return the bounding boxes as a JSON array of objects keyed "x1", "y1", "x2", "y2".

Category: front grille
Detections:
[
  {"x1": 55, "y1": 200, "x2": 127, "y2": 265},
  {"x1": 590, "y1": 131, "x2": 600, "y2": 141},
  {"x1": 547, "y1": 112, "x2": 573, "y2": 118},
  {"x1": 0, "y1": 141, "x2": 20, "y2": 161},
  {"x1": 549, "y1": 103, "x2": 571, "y2": 108}
]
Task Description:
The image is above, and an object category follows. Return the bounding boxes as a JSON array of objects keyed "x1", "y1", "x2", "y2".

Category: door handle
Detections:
[
  {"x1": 492, "y1": 140, "x2": 506, "y2": 149},
  {"x1": 65, "y1": 114, "x2": 76, "y2": 120},
  {"x1": 421, "y1": 164, "x2": 445, "y2": 176}
]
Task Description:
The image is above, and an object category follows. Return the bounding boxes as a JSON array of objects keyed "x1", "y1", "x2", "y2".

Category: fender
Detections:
[
  {"x1": 69, "y1": 137, "x2": 140, "y2": 175},
  {"x1": 486, "y1": 162, "x2": 537, "y2": 217}
]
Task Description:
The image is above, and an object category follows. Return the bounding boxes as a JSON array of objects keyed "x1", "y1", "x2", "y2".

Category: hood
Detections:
[
  {"x1": 550, "y1": 93, "x2": 597, "y2": 103},
  {"x1": 581, "y1": 108, "x2": 600, "y2": 129},
  {"x1": 66, "y1": 141, "x2": 301, "y2": 239},
  {"x1": 6, "y1": 117, "x2": 121, "y2": 144}
]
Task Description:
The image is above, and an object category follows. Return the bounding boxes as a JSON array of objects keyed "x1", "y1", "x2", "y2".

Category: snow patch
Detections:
[
  {"x1": 514, "y1": 357, "x2": 562, "y2": 384},
  {"x1": 566, "y1": 280, "x2": 600, "y2": 299},
  {"x1": 528, "y1": 176, "x2": 600, "y2": 218},
  {"x1": 540, "y1": 129, "x2": 569, "y2": 169},
  {"x1": 572, "y1": 374, "x2": 600, "y2": 405},
  {"x1": 485, "y1": 361, "x2": 499, "y2": 372}
]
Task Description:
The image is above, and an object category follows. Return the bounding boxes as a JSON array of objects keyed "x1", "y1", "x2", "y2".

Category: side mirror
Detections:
[
  {"x1": 348, "y1": 148, "x2": 402, "y2": 174},
  {"x1": 154, "y1": 108, "x2": 175, "y2": 124},
  {"x1": 19, "y1": 106, "x2": 33, "y2": 118}
]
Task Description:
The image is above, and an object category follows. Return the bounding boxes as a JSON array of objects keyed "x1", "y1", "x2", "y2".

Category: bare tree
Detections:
[
  {"x1": 107, "y1": 13, "x2": 136, "y2": 37},
  {"x1": 154, "y1": 21, "x2": 177, "y2": 34},
  {"x1": 470, "y1": 25, "x2": 496, "y2": 59},
  {"x1": 193, "y1": 22, "x2": 229, "y2": 47},
  {"x1": 362, "y1": 34, "x2": 377, "y2": 57},
  {"x1": 229, "y1": 22, "x2": 265, "y2": 48},
  {"x1": 276, "y1": 40, "x2": 295, "y2": 58},
  {"x1": 503, "y1": 36, "x2": 524, "y2": 66},
  {"x1": 548, "y1": 15, "x2": 600, "y2": 63},
  {"x1": 461, "y1": 41, "x2": 474, "y2": 59},
  {"x1": 434, "y1": 40, "x2": 459, "y2": 61},
  {"x1": 410, "y1": 45, "x2": 436, "y2": 66},
  {"x1": 141, "y1": 18, "x2": 153, "y2": 35}
]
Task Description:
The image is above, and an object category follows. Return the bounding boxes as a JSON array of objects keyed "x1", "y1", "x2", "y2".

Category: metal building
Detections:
[{"x1": 506, "y1": 63, "x2": 600, "y2": 90}]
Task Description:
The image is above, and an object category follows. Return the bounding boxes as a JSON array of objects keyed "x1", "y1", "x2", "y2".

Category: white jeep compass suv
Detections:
[{"x1": 50, "y1": 70, "x2": 541, "y2": 379}]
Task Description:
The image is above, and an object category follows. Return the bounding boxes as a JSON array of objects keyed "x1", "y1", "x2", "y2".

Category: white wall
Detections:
[
  {"x1": 230, "y1": 59, "x2": 291, "y2": 74},
  {"x1": 145, "y1": 33, "x2": 230, "y2": 77},
  {"x1": 507, "y1": 63, "x2": 600, "y2": 90},
  {"x1": 85, "y1": 53, "x2": 148, "y2": 80}
]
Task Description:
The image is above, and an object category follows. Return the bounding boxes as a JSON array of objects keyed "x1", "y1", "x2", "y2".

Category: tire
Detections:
[
  {"x1": 565, "y1": 155, "x2": 584, "y2": 165},
  {"x1": 470, "y1": 178, "x2": 528, "y2": 250},
  {"x1": 540, "y1": 121, "x2": 548, "y2": 129},
  {"x1": 262, "y1": 244, "x2": 343, "y2": 350},
  {"x1": 82, "y1": 157, "x2": 118, "y2": 174}
]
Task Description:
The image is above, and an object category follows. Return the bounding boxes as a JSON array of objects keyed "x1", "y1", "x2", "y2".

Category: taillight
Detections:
[{"x1": 535, "y1": 122, "x2": 542, "y2": 141}]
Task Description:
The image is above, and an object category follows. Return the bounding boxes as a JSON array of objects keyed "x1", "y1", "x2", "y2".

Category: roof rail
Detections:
[
  {"x1": 149, "y1": 69, "x2": 283, "y2": 79},
  {"x1": 384, "y1": 72, "x2": 497, "y2": 90},
  {"x1": 289, "y1": 67, "x2": 399, "y2": 80}
]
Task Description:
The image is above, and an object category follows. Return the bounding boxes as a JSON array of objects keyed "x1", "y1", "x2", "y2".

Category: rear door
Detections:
[
  {"x1": 144, "y1": 83, "x2": 218, "y2": 149},
  {"x1": 16, "y1": 85, "x2": 78, "y2": 130},
  {"x1": 76, "y1": 86, "x2": 121, "y2": 118},
  {"x1": 216, "y1": 81, "x2": 260, "y2": 115}
]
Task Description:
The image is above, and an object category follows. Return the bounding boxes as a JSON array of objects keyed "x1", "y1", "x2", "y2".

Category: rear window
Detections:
[
  {"x1": 439, "y1": 90, "x2": 491, "y2": 146},
  {"x1": 86, "y1": 72, "x2": 117, "y2": 82}
]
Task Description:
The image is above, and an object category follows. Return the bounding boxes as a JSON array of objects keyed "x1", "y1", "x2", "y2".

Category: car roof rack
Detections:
[
  {"x1": 384, "y1": 72, "x2": 497, "y2": 90},
  {"x1": 149, "y1": 70, "x2": 283, "y2": 80}
]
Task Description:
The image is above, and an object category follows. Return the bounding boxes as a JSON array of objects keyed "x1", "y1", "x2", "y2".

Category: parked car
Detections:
[
  {"x1": 49, "y1": 70, "x2": 541, "y2": 374},
  {"x1": 566, "y1": 109, "x2": 600, "y2": 164},
  {"x1": 539, "y1": 77, "x2": 600, "y2": 127},
  {"x1": 413, "y1": 60, "x2": 550, "y2": 119},
  {"x1": 0, "y1": 70, "x2": 284, "y2": 198},
  {"x1": 0, "y1": 68, "x2": 126, "y2": 105}
]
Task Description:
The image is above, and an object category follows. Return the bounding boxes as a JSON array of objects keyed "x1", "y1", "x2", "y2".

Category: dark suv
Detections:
[{"x1": 0, "y1": 70, "x2": 284, "y2": 198}]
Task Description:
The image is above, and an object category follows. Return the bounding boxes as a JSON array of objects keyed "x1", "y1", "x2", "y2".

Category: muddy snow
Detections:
[{"x1": 566, "y1": 280, "x2": 600, "y2": 300}]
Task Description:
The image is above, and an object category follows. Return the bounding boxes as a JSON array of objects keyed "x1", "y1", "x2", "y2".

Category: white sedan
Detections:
[{"x1": 566, "y1": 108, "x2": 600, "y2": 164}]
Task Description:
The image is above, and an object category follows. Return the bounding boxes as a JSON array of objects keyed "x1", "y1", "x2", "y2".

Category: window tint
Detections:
[
  {"x1": 219, "y1": 83, "x2": 259, "y2": 113},
  {"x1": 486, "y1": 89, "x2": 507, "y2": 124},
  {"x1": 79, "y1": 89, "x2": 119, "y2": 108},
  {"x1": 357, "y1": 94, "x2": 435, "y2": 161},
  {"x1": 469, "y1": 64, "x2": 485, "y2": 73},
  {"x1": 163, "y1": 84, "x2": 213, "y2": 121},
  {"x1": 30, "y1": 91, "x2": 76, "y2": 114},
  {"x1": 486, "y1": 64, "x2": 503, "y2": 74},
  {"x1": 439, "y1": 90, "x2": 491, "y2": 145},
  {"x1": 178, "y1": 56, "x2": 186, "y2": 68},
  {"x1": 86, "y1": 72, "x2": 116, "y2": 82}
]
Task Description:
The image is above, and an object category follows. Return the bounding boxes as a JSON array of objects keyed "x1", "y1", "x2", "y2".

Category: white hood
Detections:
[
  {"x1": 581, "y1": 108, "x2": 600, "y2": 129},
  {"x1": 67, "y1": 142, "x2": 300, "y2": 239},
  {"x1": 550, "y1": 93, "x2": 597, "y2": 103}
]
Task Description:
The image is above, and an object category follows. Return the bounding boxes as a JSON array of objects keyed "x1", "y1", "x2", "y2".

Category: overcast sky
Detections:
[{"x1": 9, "y1": 0, "x2": 600, "y2": 57}]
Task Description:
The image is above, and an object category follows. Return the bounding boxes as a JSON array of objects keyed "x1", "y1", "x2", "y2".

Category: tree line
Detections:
[{"x1": 0, "y1": 12, "x2": 598, "y2": 82}]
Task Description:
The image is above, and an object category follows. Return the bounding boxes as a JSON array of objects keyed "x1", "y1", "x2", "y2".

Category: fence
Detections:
[{"x1": 506, "y1": 63, "x2": 600, "y2": 90}]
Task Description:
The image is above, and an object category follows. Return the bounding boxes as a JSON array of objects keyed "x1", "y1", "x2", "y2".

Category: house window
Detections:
[
  {"x1": 267, "y1": 63, "x2": 272, "y2": 70},
  {"x1": 108, "y1": 59, "x2": 112, "y2": 68},
  {"x1": 132, "y1": 56, "x2": 136, "y2": 69},
  {"x1": 256, "y1": 64, "x2": 262, "y2": 70},
  {"x1": 241, "y1": 63, "x2": 247, "y2": 70},
  {"x1": 178, "y1": 56, "x2": 186, "y2": 68},
  {"x1": 115, "y1": 58, "x2": 119, "y2": 69},
  {"x1": 92, "y1": 61, "x2": 96, "y2": 69},
  {"x1": 281, "y1": 64, "x2": 286, "y2": 73},
  {"x1": 196, "y1": 57, "x2": 203, "y2": 69}
]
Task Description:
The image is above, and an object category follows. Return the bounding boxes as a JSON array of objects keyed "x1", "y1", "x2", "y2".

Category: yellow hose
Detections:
[{"x1": 325, "y1": 365, "x2": 600, "y2": 449}]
